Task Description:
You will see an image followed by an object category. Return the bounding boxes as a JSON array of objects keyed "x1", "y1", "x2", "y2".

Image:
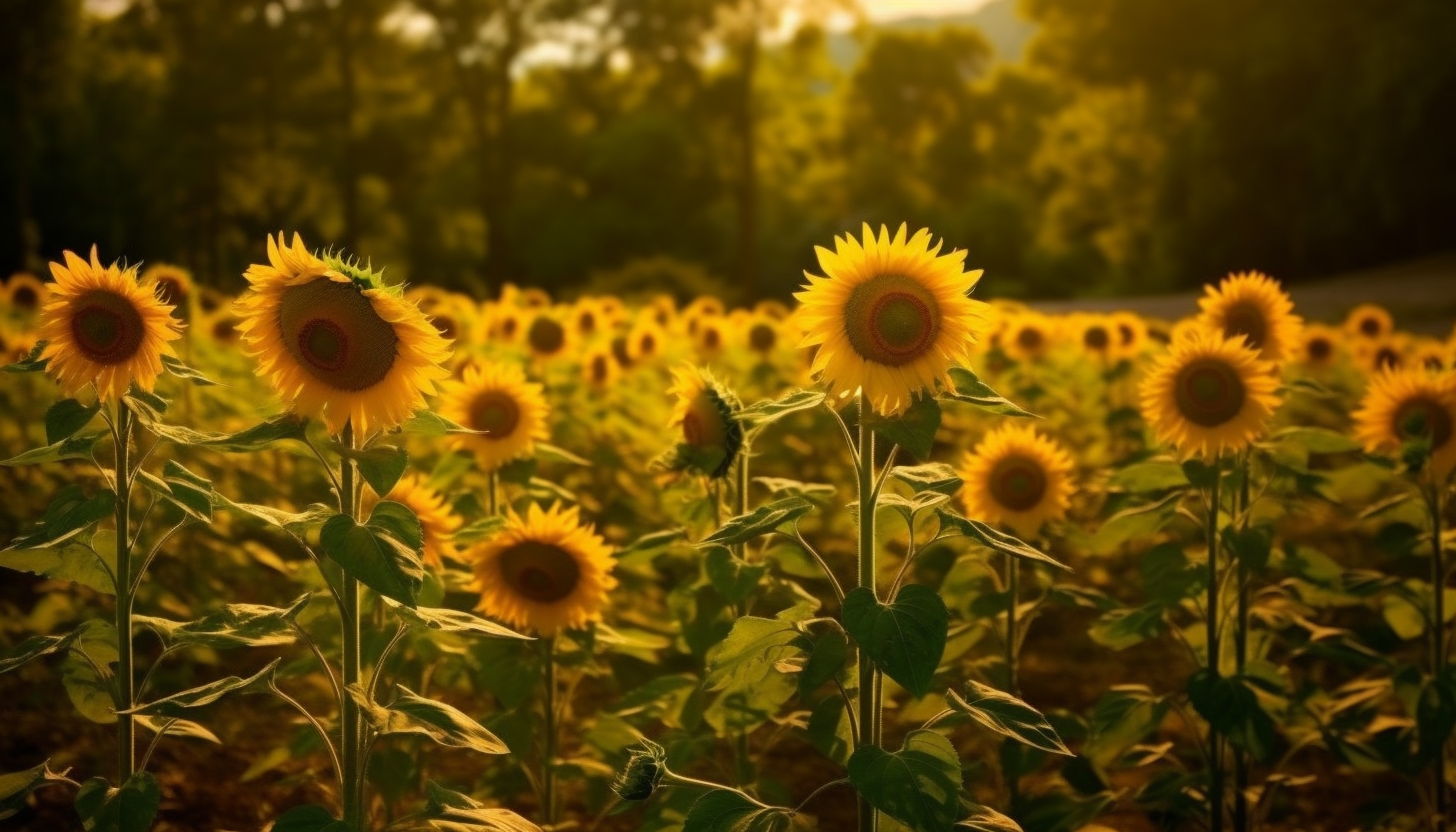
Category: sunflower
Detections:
[
  {"x1": 1003, "y1": 313, "x2": 1055, "y2": 363},
  {"x1": 204, "y1": 311, "x2": 242, "y2": 346},
  {"x1": 595, "y1": 295, "x2": 626, "y2": 324},
  {"x1": 610, "y1": 335, "x2": 634, "y2": 369},
  {"x1": 571, "y1": 300, "x2": 602, "y2": 339},
  {"x1": 646, "y1": 295, "x2": 676, "y2": 329},
  {"x1": 1111, "y1": 311, "x2": 1148, "y2": 358},
  {"x1": 745, "y1": 314, "x2": 779, "y2": 356},
  {"x1": 666, "y1": 364, "x2": 743, "y2": 479},
  {"x1": 686, "y1": 296, "x2": 725, "y2": 320},
  {"x1": 1355, "y1": 337, "x2": 1406, "y2": 375},
  {"x1": 38, "y1": 247, "x2": 183, "y2": 402},
  {"x1": 141, "y1": 263, "x2": 194, "y2": 312},
  {"x1": 1353, "y1": 369, "x2": 1456, "y2": 480},
  {"x1": 1410, "y1": 339, "x2": 1449, "y2": 373},
  {"x1": 1139, "y1": 329, "x2": 1281, "y2": 458},
  {"x1": 1076, "y1": 315, "x2": 1116, "y2": 362},
  {"x1": 471, "y1": 502, "x2": 617, "y2": 635},
  {"x1": 795, "y1": 223, "x2": 990, "y2": 416},
  {"x1": 628, "y1": 317, "x2": 665, "y2": 364},
  {"x1": 439, "y1": 361, "x2": 550, "y2": 471},
  {"x1": 524, "y1": 311, "x2": 571, "y2": 360},
  {"x1": 695, "y1": 316, "x2": 727, "y2": 358},
  {"x1": 519, "y1": 287, "x2": 552, "y2": 309},
  {"x1": 491, "y1": 305, "x2": 524, "y2": 343},
  {"x1": 957, "y1": 424, "x2": 1076, "y2": 538},
  {"x1": 1195, "y1": 271, "x2": 1302, "y2": 364},
  {"x1": 362, "y1": 474, "x2": 461, "y2": 567},
  {"x1": 1297, "y1": 324, "x2": 1341, "y2": 369},
  {"x1": 582, "y1": 344, "x2": 619, "y2": 390},
  {"x1": 754, "y1": 299, "x2": 790, "y2": 320},
  {"x1": 1345, "y1": 303, "x2": 1393, "y2": 342},
  {"x1": 234, "y1": 233, "x2": 451, "y2": 436},
  {"x1": 5, "y1": 272, "x2": 47, "y2": 314}
]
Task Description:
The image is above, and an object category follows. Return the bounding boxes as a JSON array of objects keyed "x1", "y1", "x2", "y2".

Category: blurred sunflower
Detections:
[
  {"x1": 957, "y1": 424, "x2": 1075, "y2": 538},
  {"x1": 1111, "y1": 311, "x2": 1148, "y2": 357},
  {"x1": 666, "y1": 364, "x2": 743, "y2": 479},
  {"x1": 234, "y1": 233, "x2": 451, "y2": 436},
  {"x1": 39, "y1": 247, "x2": 183, "y2": 402},
  {"x1": 1003, "y1": 313, "x2": 1054, "y2": 363},
  {"x1": 571, "y1": 300, "x2": 602, "y2": 339},
  {"x1": 440, "y1": 361, "x2": 550, "y2": 471},
  {"x1": 1410, "y1": 339, "x2": 1448, "y2": 373},
  {"x1": 745, "y1": 314, "x2": 779, "y2": 357},
  {"x1": 1077, "y1": 316, "x2": 1116, "y2": 362},
  {"x1": 362, "y1": 473, "x2": 461, "y2": 567},
  {"x1": 1196, "y1": 271, "x2": 1301, "y2": 364},
  {"x1": 5, "y1": 272, "x2": 47, "y2": 315},
  {"x1": 1297, "y1": 324, "x2": 1341, "y2": 369},
  {"x1": 610, "y1": 335, "x2": 634, "y2": 369},
  {"x1": 492, "y1": 305, "x2": 524, "y2": 343},
  {"x1": 646, "y1": 295, "x2": 676, "y2": 329},
  {"x1": 582, "y1": 344, "x2": 618, "y2": 390},
  {"x1": 795, "y1": 223, "x2": 990, "y2": 416},
  {"x1": 1345, "y1": 303, "x2": 1393, "y2": 341},
  {"x1": 141, "y1": 263, "x2": 194, "y2": 312},
  {"x1": 595, "y1": 295, "x2": 626, "y2": 324},
  {"x1": 686, "y1": 296, "x2": 725, "y2": 320},
  {"x1": 204, "y1": 311, "x2": 242, "y2": 347},
  {"x1": 695, "y1": 316, "x2": 727, "y2": 358},
  {"x1": 1140, "y1": 329, "x2": 1280, "y2": 458},
  {"x1": 629, "y1": 317, "x2": 665, "y2": 364},
  {"x1": 1355, "y1": 337, "x2": 1406, "y2": 375},
  {"x1": 754, "y1": 299, "x2": 790, "y2": 320},
  {"x1": 517, "y1": 286, "x2": 552, "y2": 309},
  {"x1": 1353, "y1": 369, "x2": 1456, "y2": 479},
  {"x1": 471, "y1": 502, "x2": 617, "y2": 635},
  {"x1": 524, "y1": 311, "x2": 571, "y2": 360}
]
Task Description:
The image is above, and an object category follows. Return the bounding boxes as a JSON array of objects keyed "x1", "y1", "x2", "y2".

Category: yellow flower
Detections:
[
  {"x1": 628, "y1": 317, "x2": 665, "y2": 364},
  {"x1": 1353, "y1": 369, "x2": 1456, "y2": 480},
  {"x1": 571, "y1": 300, "x2": 603, "y2": 339},
  {"x1": 695, "y1": 315, "x2": 727, "y2": 358},
  {"x1": 744, "y1": 314, "x2": 780, "y2": 357},
  {"x1": 1345, "y1": 303, "x2": 1393, "y2": 341},
  {"x1": 795, "y1": 223, "x2": 990, "y2": 416},
  {"x1": 471, "y1": 502, "x2": 617, "y2": 635},
  {"x1": 140, "y1": 263, "x2": 194, "y2": 311},
  {"x1": 203, "y1": 311, "x2": 242, "y2": 346},
  {"x1": 1111, "y1": 311, "x2": 1148, "y2": 359},
  {"x1": 1410, "y1": 339, "x2": 1449, "y2": 374},
  {"x1": 1003, "y1": 313, "x2": 1055, "y2": 363},
  {"x1": 1076, "y1": 315, "x2": 1116, "y2": 361},
  {"x1": 958, "y1": 424, "x2": 1076, "y2": 538},
  {"x1": 439, "y1": 361, "x2": 550, "y2": 472},
  {"x1": 666, "y1": 364, "x2": 743, "y2": 479},
  {"x1": 582, "y1": 344, "x2": 619, "y2": 390},
  {"x1": 38, "y1": 247, "x2": 183, "y2": 402},
  {"x1": 524, "y1": 310, "x2": 571, "y2": 360},
  {"x1": 1196, "y1": 271, "x2": 1301, "y2": 364},
  {"x1": 1139, "y1": 329, "x2": 1281, "y2": 458},
  {"x1": 1297, "y1": 324, "x2": 1341, "y2": 369},
  {"x1": 4, "y1": 272, "x2": 47, "y2": 314},
  {"x1": 491, "y1": 305, "x2": 524, "y2": 343},
  {"x1": 362, "y1": 474, "x2": 461, "y2": 567},
  {"x1": 234, "y1": 233, "x2": 452, "y2": 436}
]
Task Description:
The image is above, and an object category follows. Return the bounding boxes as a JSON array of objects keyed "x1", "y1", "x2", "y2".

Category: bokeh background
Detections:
[{"x1": 2, "y1": 0, "x2": 1455, "y2": 304}]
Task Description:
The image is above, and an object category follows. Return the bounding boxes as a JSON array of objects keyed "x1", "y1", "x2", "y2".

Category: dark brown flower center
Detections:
[
  {"x1": 501, "y1": 316, "x2": 519, "y2": 338},
  {"x1": 1359, "y1": 316, "x2": 1381, "y2": 337},
  {"x1": 70, "y1": 290, "x2": 145, "y2": 365},
  {"x1": 1084, "y1": 326, "x2": 1110, "y2": 351},
  {"x1": 212, "y1": 318, "x2": 238, "y2": 343},
  {"x1": 639, "y1": 333, "x2": 657, "y2": 356},
  {"x1": 278, "y1": 278, "x2": 398, "y2": 391},
  {"x1": 1173, "y1": 358, "x2": 1247, "y2": 428},
  {"x1": 844, "y1": 274, "x2": 941, "y2": 366},
  {"x1": 1117, "y1": 322, "x2": 1136, "y2": 346},
  {"x1": 703, "y1": 327, "x2": 721, "y2": 351},
  {"x1": 590, "y1": 355, "x2": 610, "y2": 384},
  {"x1": 470, "y1": 391, "x2": 521, "y2": 438},
  {"x1": 500, "y1": 541, "x2": 580, "y2": 602},
  {"x1": 12, "y1": 285, "x2": 39, "y2": 310},
  {"x1": 1220, "y1": 301, "x2": 1268, "y2": 351},
  {"x1": 1306, "y1": 336, "x2": 1332, "y2": 362},
  {"x1": 1016, "y1": 326, "x2": 1043, "y2": 352},
  {"x1": 1394, "y1": 396, "x2": 1453, "y2": 451},
  {"x1": 1375, "y1": 347, "x2": 1401, "y2": 371},
  {"x1": 431, "y1": 314, "x2": 457, "y2": 340},
  {"x1": 577, "y1": 311, "x2": 596, "y2": 334},
  {"x1": 154, "y1": 277, "x2": 186, "y2": 306},
  {"x1": 611, "y1": 336, "x2": 633, "y2": 367},
  {"x1": 749, "y1": 323, "x2": 776, "y2": 352},
  {"x1": 1424, "y1": 354, "x2": 1446, "y2": 372},
  {"x1": 528, "y1": 317, "x2": 566, "y2": 355},
  {"x1": 989, "y1": 455, "x2": 1048, "y2": 512}
]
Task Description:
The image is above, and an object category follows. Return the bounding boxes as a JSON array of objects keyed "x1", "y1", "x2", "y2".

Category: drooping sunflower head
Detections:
[
  {"x1": 665, "y1": 364, "x2": 743, "y2": 479},
  {"x1": 1298, "y1": 323, "x2": 1341, "y2": 369},
  {"x1": 234, "y1": 233, "x2": 453, "y2": 436},
  {"x1": 6, "y1": 272, "x2": 48, "y2": 315},
  {"x1": 1139, "y1": 329, "x2": 1282, "y2": 459},
  {"x1": 362, "y1": 474, "x2": 462, "y2": 568},
  {"x1": 1077, "y1": 315, "x2": 1116, "y2": 361},
  {"x1": 38, "y1": 247, "x2": 184, "y2": 402},
  {"x1": 957, "y1": 424, "x2": 1076, "y2": 538},
  {"x1": 525, "y1": 310, "x2": 571, "y2": 360},
  {"x1": 795, "y1": 223, "x2": 990, "y2": 416},
  {"x1": 1195, "y1": 271, "x2": 1301, "y2": 364},
  {"x1": 471, "y1": 502, "x2": 618, "y2": 636},
  {"x1": 440, "y1": 360, "x2": 551, "y2": 472},
  {"x1": 582, "y1": 344, "x2": 619, "y2": 390},
  {"x1": 1354, "y1": 369, "x2": 1456, "y2": 480},
  {"x1": 1003, "y1": 312, "x2": 1055, "y2": 363},
  {"x1": 141, "y1": 263, "x2": 194, "y2": 312},
  {"x1": 1345, "y1": 303, "x2": 1393, "y2": 342}
]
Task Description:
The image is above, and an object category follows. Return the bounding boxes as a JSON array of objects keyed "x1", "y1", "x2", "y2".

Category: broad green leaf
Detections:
[
  {"x1": 752, "y1": 478, "x2": 837, "y2": 501},
  {"x1": 135, "y1": 715, "x2": 221, "y2": 745},
  {"x1": 45, "y1": 399, "x2": 101, "y2": 444},
  {"x1": 1, "y1": 531, "x2": 117, "y2": 595},
  {"x1": 1224, "y1": 525, "x2": 1273, "y2": 572},
  {"x1": 1186, "y1": 670, "x2": 1276, "y2": 762},
  {"x1": 618, "y1": 527, "x2": 686, "y2": 555},
  {"x1": 6, "y1": 485, "x2": 116, "y2": 551},
  {"x1": 389, "y1": 601, "x2": 531, "y2": 640},
  {"x1": 4, "y1": 340, "x2": 48, "y2": 372},
  {"x1": 62, "y1": 620, "x2": 120, "y2": 724},
  {"x1": 937, "y1": 509, "x2": 1070, "y2": 570},
  {"x1": 366, "y1": 500, "x2": 425, "y2": 552},
  {"x1": 891, "y1": 463, "x2": 963, "y2": 496},
  {"x1": 739, "y1": 389, "x2": 826, "y2": 429},
  {"x1": 701, "y1": 498, "x2": 813, "y2": 547},
  {"x1": 798, "y1": 629, "x2": 850, "y2": 699},
  {"x1": 876, "y1": 492, "x2": 951, "y2": 528},
  {"x1": 137, "y1": 462, "x2": 215, "y2": 522},
  {"x1": 143, "y1": 413, "x2": 307, "y2": 452},
  {"x1": 1088, "y1": 604, "x2": 1166, "y2": 650},
  {"x1": 683, "y1": 788, "x2": 795, "y2": 832},
  {"x1": 847, "y1": 729, "x2": 962, "y2": 832},
  {"x1": 0, "y1": 629, "x2": 83, "y2": 675},
  {"x1": 135, "y1": 594, "x2": 311, "y2": 650},
  {"x1": 321, "y1": 509, "x2": 424, "y2": 607},
  {"x1": 946, "y1": 367, "x2": 1037, "y2": 418},
  {"x1": 270, "y1": 804, "x2": 351, "y2": 832},
  {"x1": 1084, "y1": 686, "x2": 1169, "y2": 768},
  {"x1": 74, "y1": 772, "x2": 160, "y2": 832},
  {"x1": 1091, "y1": 491, "x2": 1183, "y2": 553},
  {"x1": 1272, "y1": 426, "x2": 1362, "y2": 455},
  {"x1": 413, "y1": 781, "x2": 543, "y2": 830},
  {"x1": 806, "y1": 696, "x2": 853, "y2": 763},
  {"x1": 949, "y1": 680, "x2": 1072, "y2": 755},
  {"x1": 1140, "y1": 543, "x2": 1200, "y2": 606},
  {"x1": 159, "y1": 353, "x2": 218, "y2": 386},
  {"x1": 401, "y1": 410, "x2": 487, "y2": 437},
  {"x1": 705, "y1": 546, "x2": 768, "y2": 604},
  {"x1": 338, "y1": 444, "x2": 408, "y2": 498},
  {"x1": 454, "y1": 514, "x2": 510, "y2": 547},
  {"x1": 1, "y1": 432, "x2": 104, "y2": 466},
  {"x1": 842, "y1": 585, "x2": 947, "y2": 698},
  {"x1": 220, "y1": 497, "x2": 334, "y2": 539},
  {"x1": 121, "y1": 389, "x2": 167, "y2": 423},
  {"x1": 867, "y1": 396, "x2": 942, "y2": 461},
  {"x1": 957, "y1": 805, "x2": 1024, "y2": 832},
  {"x1": 0, "y1": 759, "x2": 73, "y2": 820},
  {"x1": 127, "y1": 659, "x2": 280, "y2": 718},
  {"x1": 1109, "y1": 461, "x2": 1188, "y2": 493},
  {"x1": 705, "y1": 617, "x2": 802, "y2": 691},
  {"x1": 352, "y1": 684, "x2": 508, "y2": 754}
]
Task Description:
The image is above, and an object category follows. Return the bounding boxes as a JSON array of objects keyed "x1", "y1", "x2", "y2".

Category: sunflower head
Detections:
[
  {"x1": 1298, "y1": 324, "x2": 1341, "y2": 369},
  {"x1": 795, "y1": 223, "x2": 990, "y2": 416},
  {"x1": 233, "y1": 233, "x2": 452, "y2": 436},
  {"x1": 1345, "y1": 303, "x2": 1393, "y2": 341},
  {"x1": 525, "y1": 311, "x2": 571, "y2": 360},
  {"x1": 38, "y1": 247, "x2": 184, "y2": 402},
  {"x1": 695, "y1": 316, "x2": 727, "y2": 358},
  {"x1": 1196, "y1": 271, "x2": 1302, "y2": 364},
  {"x1": 1356, "y1": 337, "x2": 1407, "y2": 375},
  {"x1": 205, "y1": 311, "x2": 242, "y2": 346},
  {"x1": 1354, "y1": 369, "x2": 1456, "y2": 480},
  {"x1": 6, "y1": 272, "x2": 48, "y2": 314},
  {"x1": 1111, "y1": 311, "x2": 1148, "y2": 358},
  {"x1": 1003, "y1": 313, "x2": 1055, "y2": 363},
  {"x1": 440, "y1": 360, "x2": 551, "y2": 472},
  {"x1": 362, "y1": 474, "x2": 461, "y2": 567},
  {"x1": 1139, "y1": 329, "x2": 1282, "y2": 459},
  {"x1": 583, "y1": 345, "x2": 619, "y2": 389},
  {"x1": 746, "y1": 315, "x2": 779, "y2": 355},
  {"x1": 957, "y1": 424, "x2": 1076, "y2": 538},
  {"x1": 1077, "y1": 316, "x2": 1116, "y2": 360},
  {"x1": 664, "y1": 364, "x2": 743, "y2": 479},
  {"x1": 141, "y1": 263, "x2": 195, "y2": 311},
  {"x1": 629, "y1": 318, "x2": 664, "y2": 364},
  {"x1": 471, "y1": 502, "x2": 617, "y2": 636},
  {"x1": 1411, "y1": 339, "x2": 1449, "y2": 374},
  {"x1": 572, "y1": 300, "x2": 601, "y2": 338}
]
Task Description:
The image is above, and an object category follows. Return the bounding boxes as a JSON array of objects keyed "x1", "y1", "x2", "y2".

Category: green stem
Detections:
[
  {"x1": 1207, "y1": 464, "x2": 1223, "y2": 832},
  {"x1": 114, "y1": 403, "x2": 135, "y2": 783},
  {"x1": 543, "y1": 636, "x2": 558, "y2": 827},
  {"x1": 1234, "y1": 456, "x2": 1250, "y2": 832},
  {"x1": 487, "y1": 469, "x2": 500, "y2": 516},
  {"x1": 733, "y1": 451, "x2": 754, "y2": 787},
  {"x1": 1006, "y1": 555, "x2": 1019, "y2": 697},
  {"x1": 856, "y1": 398, "x2": 879, "y2": 832},
  {"x1": 340, "y1": 421, "x2": 364, "y2": 829},
  {"x1": 1432, "y1": 485, "x2": 1447, "y2": 832}
]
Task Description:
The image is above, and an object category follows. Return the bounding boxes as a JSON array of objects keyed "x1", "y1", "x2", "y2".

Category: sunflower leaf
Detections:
[
  {"x1": 2, "y1": 432, "x2": 105, "y2": 466},
  {"x1": 847, "y1": 729, "x2": 962, "y2": 832},
  {"x1": 891, "y1": 463, "x2": 963, "y2": 495},
  {"x1": 74, "y1": 771, "x2": 160, "y2": 832},
  {"x1": 0, "y1": 531, "x2": 117, "y2": 595},
  {"x1": 45, "y1": 398, "x2": 101, "y2": 444},
  {"x1": 159, "y1": 353, "x2": 218, "y2": 386},
  {"x1": 842, "y1": 585, "x2": 947, "y2": 698},
  {"x1": 350, "y1": 684, "x2": 509, "y2": 754},
  {"x1": 134, "y1": 593, "x2": 311, "y2": 650},
  {"x1": 682, "y1": 788, "x2": 795, "y2": 832},
  {"x1": 949, "y1": 680, "x2": 1072, "y2": 754},
  {"x1": 0, "y1": 629, "x2": 84, "y2": 675},
  {"x1": 936, "y1": 508, "x2": 1071, "y2": 570},
  {"x1": 321, "y1": 509, "x2": 424, "y2": 607},
  {"x1": 946, "y1": 367, "x2": 1038, "y2": 418},
  {"x1": 388, "y1": 600, "x2": 532, "y2": 640},
  {"x1": 866, "y1": 397, "x2": 942, "y2": 461},
  {"x1": 0, "y1": 758, "x2": 75, "y2": 819},
  {"x1": 400, "y1": 410, "x2": 487, "y2": 436},
  {"x1": 701, "y1": 497, "x2": 813, "y2": 547},
  {"x1": 5, "y1": 485, "x2": 116, "y2": 552},
  {"x1": 3, "y1": 340, "x2": 48, "y2": 373},
  {"x1": 124, "y1": 659, "x2": 281, "y2": 718},
  {"x1": 337, "y1": 444, "x2": 408, "y2": 497},
  {"x1": 740, "y1": 388, "x2": 826, "y2": 429}
]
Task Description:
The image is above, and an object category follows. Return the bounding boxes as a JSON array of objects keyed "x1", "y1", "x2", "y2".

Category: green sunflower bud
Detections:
[{"x1": 612, "y1": 739, "x2": 667, "y2": 801}]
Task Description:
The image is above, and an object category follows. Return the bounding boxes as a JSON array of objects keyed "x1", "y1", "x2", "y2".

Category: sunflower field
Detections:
[{"x1": 1, "y1": 225, "x2": 1455, "y2": 832}]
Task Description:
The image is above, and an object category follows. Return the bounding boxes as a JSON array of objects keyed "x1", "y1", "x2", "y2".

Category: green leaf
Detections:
[
  {"x1": 752, "y1": 478, "x2": 837, "y2": 501},
  {"x1": 159, "y1": 353, "x2": 218, "y2": 386},
  {"x1": 143, "y1": 413, "x2": 308, "y2": 452},
  {"x1": 454, "y1": 514, "x2": 510, "y2": 547},
  {"x1": 0, "y1": 759, "x2": 73, "y2": 820},
  {"x1": 127, "y1": 659, "x2": 280, "y2": 718},
  {"x1": 536, "y1": 442, "x2": 590, "y2": 466},
  {"x1": 937, "y1": 509, "x2": 1070, "y2": 570},
  {"x1": 366, "y1": 500, "x2": 425, "y2": 552},
  {"x1": 945, "y1": 367, "x2": 1037, "y2": 418},
  {"x1": 705, "y1": 546, "x2": 768, "y2": 604},
  {"x1": 137, "y1": 461, "x2": 215, "y2": 522},
  {"x1": 269, "y1": 804, "x2": 352, "y2": 832},
  {"x1": 1180, "y1": 459, "x2": 1220, "y2": 490},
  {"x1": 847, "y1": 729, "x2": 962, "y2": 832},
  {"x1": 352, "y1": 684, "x2": 509, "y2": 754},
  {"x1": 1223, "y1": 525, "x2": 1273, "y2": 572},
  {"x1": 135, "y1": 715, "x2": 221, "y2": 745},
  {"x1": 1109, "y1": 461, "x2": 1189, "y2": 493},
  {"x1": 62, "y1": 620, "x2": 120, "y2": 724},
  {"x1": 135, "y1": 594, "x2": 311, "y2": 650},
  {"x1": 412, "y1": 781, "x2": 542, "y2": 830},
  {"x1": 4, "y1": 340, "x2": 48, "y2": 373},
  {"x1": 1272, "y1": 426, "x2": 1362, "y2": 455},
  {"x1": 891, "y1": 463, "x2": 963, "y2": 496},
  {"x1": 5, "y1": 485, "x2": 116, "y2": 551},
  {"x1": 339, "y1": 444, "x2": 408, "y2": 498},
  {"x1": 321, "y1": 509, "x2": 424, "y2": 608},
  {"x1": 1, "y1": 531, "x2": 117, "y2": 594},
  {"x1": 389, "y1": 601, "x2": 531, "y2": 640},
  {"x1": 798, "y1": 629, "x2": 850, "y2": 699},
  {"x1": 948, "y1": 680, "x2": 1072, "y2": 755},
  {"x1": 1186, "y1": 670, "x2": 1276, "y2": 762},
  {"x1": 842, "y1": 584, "x2": 947, "y2": 698},
  {"x1": 0, "y1": 629, "x2": 83, "y2": 675},
  {"x1": 876, "y1": 492, "x2": 951, "y2": 528},
  {"x1": 1091, "y1": 491, "x2": 1183, "y2": 553},
  {"x1": 1, "y1": 431, "x2": 105, "y2": 466},
  {"x1": 45, "y1": 398, "x2": 101, "y2": 444},
  {"x1": 74, "y1": 772, "x2": 160, "y2": 832},
  {"x1": 701, "y1": 497, "x2": 813, "y2": 547},
  {"x1": 1088, "y1": 604, "x2": 1166, "y2": 650},
  {"x1": 121, "y1": 389, "x2": 167, "y2": 423},
  {"x1": 867, "y1": 396, "x2": 942, "y2": 461},
  {"x1": 740, "y1": 388, "x2": 826, "y2": 429},
  {"x1": 400, "y1": 410, "x2": 488, "y2": 437},
  {"x1": 957, "y1": 805, "x2": 1024, "y2": 832},
  {"x1": 219, "y1": 497, "x2": 334, "y2": 539},
  {"x1": 683, "y1": 788, "x2": 795, "y2": 832},
  {"x1": 705, "y1": 617, "x2": 803, "y2": 691},
  {"x1": 1140, "y1": 543, "x2": 1200, "y2": 606}
]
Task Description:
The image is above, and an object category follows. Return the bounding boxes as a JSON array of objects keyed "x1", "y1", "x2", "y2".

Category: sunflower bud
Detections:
[{"x1": 613, "y1": 740, "x2": 666, "y2": 801}]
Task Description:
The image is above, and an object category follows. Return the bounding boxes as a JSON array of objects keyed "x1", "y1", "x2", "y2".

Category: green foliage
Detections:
[
  {"x1": 74, "y1": 772, "x2": 161, "y2": 832},
  {"x1": 320, "y1": 501, "x2": 425, "y2": 608},
  {"x1": 702, "y1": 498, "x2": 814, "y2": 547},
  {"x1": 949, "y1": 680, "x2": 1072, "y2": 755},
  {"x1": 352, "y1": 685, "x2": 509, "y2": 755},
  {"x1": 842, "y1": 585, "x2": 948, "y2": 698},
  {"x1": 848, "y1": 730, "x2": 963, "y2": 832},
  {"x1": 683, "y1": 789, "x2": 795, "y2": 832}
]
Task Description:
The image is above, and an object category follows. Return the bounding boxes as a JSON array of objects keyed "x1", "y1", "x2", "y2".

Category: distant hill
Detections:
[{"x1": 824, "y1": 0, "x2": 1036, "y2": 72}]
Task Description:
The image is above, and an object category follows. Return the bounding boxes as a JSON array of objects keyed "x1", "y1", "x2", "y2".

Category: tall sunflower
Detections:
[
  {"x1": 1140, "y1": 329, "x2": 1281, "y2": 458},
  {"x1": 665, "y1": 364, "x2": 743, "y2": 479},
  {"x1": 795, "y1": 223, "x2": 990, "y2": 416},
  {"x1": 958, "y1": 424, "x2": 1076, "y2": 538},
  {"x1": 628, "y1": 317, "x2": 665, "y2": 364},
  {"x1": 234, "y1": 233, "x2": 452, "y2": 436},
  {"x1": 471, "y1": 502, "x2": 617, "y2": 635},
  {"x1": 1353, "y1": 369, "x2": 1456, "y2": 480},
  {"x1": 439, "y1": 361, "x2": 550, "y2": 471},
  {"x1": 1111, "y1": 311, "x2": 1148, "y2": 359},
  {"x1": 38, "y1": 247, "x2": 183, "y2": 402},
  {"x1": 362, "y1": 474, "x2": 462, "y2": 567},
  {"x1": 1196, "y1": 271, "x2": 1301, "y2": 364}
]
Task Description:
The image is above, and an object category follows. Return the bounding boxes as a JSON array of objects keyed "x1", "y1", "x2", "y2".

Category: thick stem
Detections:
[
  {"x1": 733, "y1": 451, "x2": 754, "y2": 786},
  {"x1": 543, "y1": 636, "x2": 558, "y2": 827},
  {"x1": 1207, "y1": 466, "x2": 1224, "y2": 832},
  {"x1": 1234, "y1": 457, "x2": 1251, "y2": 832},
  {"x1": 856, "y1": 400, "x2": 879, "y2": 832},
  {"x1": 114, "y1": 403, "x2": 135, "y2": 782},
  {"x1": 1433, "y1": 486, "x2": 1448, "y2": 832},
  {"x1": 340, "y1": 421, "x2": 364, "y2": 829}
]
